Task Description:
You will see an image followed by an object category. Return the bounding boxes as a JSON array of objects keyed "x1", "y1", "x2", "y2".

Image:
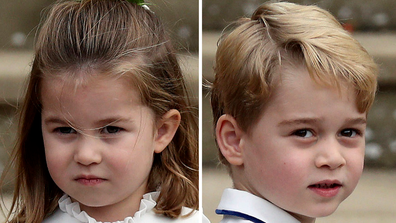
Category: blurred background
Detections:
[
  {"x1": 0, "y1": 0, "x2": 198, "y2": 220},
  {"x1": 202, "y1": 0, "x2": 396, "y2": 222}
]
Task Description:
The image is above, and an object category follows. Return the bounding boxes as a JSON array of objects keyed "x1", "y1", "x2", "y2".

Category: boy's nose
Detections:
[
  {"x1": 74, "y1": 136, "x2": 103, "y2": 166},
  {"x1": 315, "y1": 138, "x2": 346, "y2": 170}
]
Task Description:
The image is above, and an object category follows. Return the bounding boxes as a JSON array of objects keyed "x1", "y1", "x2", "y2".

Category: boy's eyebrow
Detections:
[
  {"x1": 278, "y1": 117, "x2": 367, "y2": 127},
  {"x1": 277, "y1": 118, "x2": 322, "y2": 127},
  {"x1": 343, "y1": 117, "x2": 367, "y2": 125}
]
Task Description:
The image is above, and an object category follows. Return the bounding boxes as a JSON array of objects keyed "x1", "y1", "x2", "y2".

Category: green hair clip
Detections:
[
  {"x1": 73, "y1": 0, "x2": 151, "y2": 11},
  {"x1": 127, "y1": 0, "x2": 145, "y2": 6},
  {"x1": 129, "y1": 0, "x2": 151, "y2": 11}
]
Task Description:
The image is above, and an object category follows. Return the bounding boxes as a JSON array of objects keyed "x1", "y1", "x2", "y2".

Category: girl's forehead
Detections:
[
  {"x1": 43, "y1": 70, "x2": 131, "y2": 91},
  {"x1": 44, "y1": 70, "x2": 116, "y2": 86},
  {"x1": 40, "y1": 74, "x2": 141, "y2": 105},
  {"x1": 40, "y1": 74, "x2": 153, "y2": 126}
]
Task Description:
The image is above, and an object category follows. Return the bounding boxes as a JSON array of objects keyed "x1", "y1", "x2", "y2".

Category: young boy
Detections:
[{"x1": 210, "y1": 2, "x2": 377, "y2": 223}]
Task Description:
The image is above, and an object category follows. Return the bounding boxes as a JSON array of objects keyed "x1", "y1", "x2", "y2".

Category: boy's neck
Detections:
[
  {"x1": 232, "y1": 170, "x2": 316, "y2": 223},
  {"x1": 289, "y1": 214, "x2": 316, "y2": 223}
]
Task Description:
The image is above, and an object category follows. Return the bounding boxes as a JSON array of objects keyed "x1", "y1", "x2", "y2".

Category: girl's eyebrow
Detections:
[
  {"x1": 94, "y1": 117, "x2": 133, "y2": 126},
  {"x1": 43, "y1": 117, "x2": 68, "y2": 125},
  {"x1": 43, "y1": 116, "x2": 132, "y2": 126}
]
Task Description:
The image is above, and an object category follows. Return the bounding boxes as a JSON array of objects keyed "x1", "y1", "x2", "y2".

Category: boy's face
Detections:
[{"x1": 237, "y1": 65, "x2": 366, "y2": 222}]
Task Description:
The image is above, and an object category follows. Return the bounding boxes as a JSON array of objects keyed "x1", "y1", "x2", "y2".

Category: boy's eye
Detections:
[
  {"x1": 55, "y1": 127, "x2": 77, "y2": 134},
  {"x1": 293, "y1": 129, "x2": 314, "y2": 138},
  {"x1": 339, "y1": 129, "x2": 358, "y2": 137},
  {"x1": 101, "y1": 126, "x2": 122, "y2": 134}
]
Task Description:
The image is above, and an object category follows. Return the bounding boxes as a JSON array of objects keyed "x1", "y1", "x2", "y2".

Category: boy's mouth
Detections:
[
  {"x1": 308, "y1": 180, "x2": 342, "y2": 197},
  {"x1": 308, "y1": 182, "x2": 341, "y2": 189}
]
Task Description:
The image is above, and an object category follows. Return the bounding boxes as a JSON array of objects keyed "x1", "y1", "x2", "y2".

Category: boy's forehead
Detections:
[
  {"x1": 275, "y1": 62, "x2": 353, "y2": 94},
  {"x1": 249, "y1": 68, "x2": 365, "y2": 129},
  {"x1": 266, "y1": 63, "x2": 359, "y2": 111}
]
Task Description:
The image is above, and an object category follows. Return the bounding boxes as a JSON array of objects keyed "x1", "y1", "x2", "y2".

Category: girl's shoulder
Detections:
[
  {"x1": 139, "y1": 206, "x2": 210, "y2": 223},
  {"x1": 43, "y1": 193, "x2": 210, "y2": 223},
  {"x1": 138, "y1": 192, "x2": 210, "y2": 223},
  {"x1": 42, "y1": 208, "x2": 80, "y2": 223},
  {"x1": 43, "y1": 206, "x2": 210, "y2": 223}
]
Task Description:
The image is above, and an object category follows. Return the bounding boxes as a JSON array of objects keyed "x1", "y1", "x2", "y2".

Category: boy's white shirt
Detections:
[
  {"x1": 216, "y1": 188, "x2": 300, "y2": 223},
  {"x1": 43, "y1": 192, "x2": 209, "y2": 223}
]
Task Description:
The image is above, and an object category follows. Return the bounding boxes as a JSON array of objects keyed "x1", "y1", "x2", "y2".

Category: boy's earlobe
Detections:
[
  {"x1": 216, "y1": 114, "x2": 244, "y2": 166},
  {"x1": 154, "y1": 109, "x2": 181, "y2": 153}
]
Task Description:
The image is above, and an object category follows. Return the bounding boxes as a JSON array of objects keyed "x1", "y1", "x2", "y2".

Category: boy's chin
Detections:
[{"x1": 288, "y1": 203, "x2": 341, "y2": 221}]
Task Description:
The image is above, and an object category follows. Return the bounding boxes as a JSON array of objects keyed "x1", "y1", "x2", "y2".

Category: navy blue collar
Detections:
[
  {"x1": 215, "y1": 189, "x2": 300, "y2": 223},
  {"x1": 216, "y1": 209, "x2": 266, "y2": 223}
]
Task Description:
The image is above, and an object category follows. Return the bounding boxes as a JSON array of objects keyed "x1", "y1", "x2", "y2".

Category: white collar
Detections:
[
  {"x1": 58, "y1": 192, "x2": 158, "y2": 223},
  {"x1": 216, "y1": 188, "x2": 300, "y2": 223}
]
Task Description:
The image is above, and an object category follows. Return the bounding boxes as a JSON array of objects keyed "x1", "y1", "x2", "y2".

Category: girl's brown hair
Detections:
[
  {"x1": 0, "y1": 0, "x2": 198, "y2": 222},
  {"x1": 211, "y1": 2, "x2": 377, "y2": 167}
]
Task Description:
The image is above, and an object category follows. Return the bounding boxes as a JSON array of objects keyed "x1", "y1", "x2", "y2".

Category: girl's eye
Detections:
[
  {"x1": 56, "y1": 127, "x2": 76, "y2": 134},
  {"x1": 339, "y1": 129, "x2": 358, "y2": 137},
  {"x1": 293, "y1": 129, "x2": 314, "y2": 138},
  {"x1": 101, "y1": 126, "x2": 122, "y2": 134}
]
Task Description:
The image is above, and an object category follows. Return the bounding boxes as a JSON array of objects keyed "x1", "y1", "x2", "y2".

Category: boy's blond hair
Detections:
[{"x1": 211, "y1": 2, "x2": 377, "y2": 167}]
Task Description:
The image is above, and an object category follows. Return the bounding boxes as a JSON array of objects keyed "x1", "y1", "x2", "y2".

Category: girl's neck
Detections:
[{"x1": 76, "y1": 184, "x2": 148, "y2": 222}]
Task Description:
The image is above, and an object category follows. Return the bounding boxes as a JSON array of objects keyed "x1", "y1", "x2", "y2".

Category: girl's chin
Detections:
[{"x1": 70, "y1": 196, "x2": 110, "y2": 208}]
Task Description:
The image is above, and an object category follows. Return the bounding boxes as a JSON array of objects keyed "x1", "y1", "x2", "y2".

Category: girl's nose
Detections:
[
  {"x1": 74, "y1": 136, "x2": 103, "y2": 166},
  {"x1": 315, "y1": 137, "x2": 346, "y2": 170}
]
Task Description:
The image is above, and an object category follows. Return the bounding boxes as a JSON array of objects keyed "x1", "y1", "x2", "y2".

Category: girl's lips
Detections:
[
  {"x1": 75, "y1": 175, "x2": 106, "y2": 186},
  {"x1": 308, "y1": 180, "x2": 342, "y2": 197},
  {"x1": 76, "y1": 178, "x2": 105, "y2": 186}
]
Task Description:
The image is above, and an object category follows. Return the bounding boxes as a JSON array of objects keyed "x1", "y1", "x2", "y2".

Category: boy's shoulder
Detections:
[{"x1": 216, "y1": 188, "x2": 300, "y2": 223}]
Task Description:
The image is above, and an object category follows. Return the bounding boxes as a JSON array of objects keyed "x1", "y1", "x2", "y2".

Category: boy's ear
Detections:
[
  {"x1": 216, "y1": 114, "x2": 244, "y2": 166},
  {"x1": 154, "y1": 109, "x2": 181, "y2": 153}
]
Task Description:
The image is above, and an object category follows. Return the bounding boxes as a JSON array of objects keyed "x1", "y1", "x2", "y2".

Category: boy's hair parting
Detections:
[
  {"x1": 0, "y1": 0, "x2": 198, "y2": 222},
  {"x1": 211, "y1": 1, "x2": 378, "y2": 167}
]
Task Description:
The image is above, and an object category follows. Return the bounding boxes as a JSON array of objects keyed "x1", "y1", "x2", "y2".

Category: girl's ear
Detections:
[
  {"x1": 154, "y1": 109, "x2": 181, "y2": 153},
  {"x1": 216, "y1": 114, "x2": 244, "y2": 166}
]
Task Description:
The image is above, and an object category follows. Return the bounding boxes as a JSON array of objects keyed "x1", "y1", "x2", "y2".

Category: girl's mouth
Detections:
[
  {"x1": 76, "y1": 178, "x2": 105, "y2": 186},
  {"x1": 75, "y1": 175, "x2": 106, "y2": 186}
]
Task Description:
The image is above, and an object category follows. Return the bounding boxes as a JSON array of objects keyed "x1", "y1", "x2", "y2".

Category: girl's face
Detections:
[{"x1": 41, "y1": 74, "x2": 166, "y2": 221}]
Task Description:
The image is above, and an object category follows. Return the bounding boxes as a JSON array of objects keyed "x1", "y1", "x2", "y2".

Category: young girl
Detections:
[{"x1": 0, "y1": 0, "x2": 205, "y2": 222}]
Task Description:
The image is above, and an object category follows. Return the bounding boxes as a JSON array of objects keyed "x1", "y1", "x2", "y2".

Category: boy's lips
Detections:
[{"x1": 308, "y1": 180, "x2": 342, "y2": 197}]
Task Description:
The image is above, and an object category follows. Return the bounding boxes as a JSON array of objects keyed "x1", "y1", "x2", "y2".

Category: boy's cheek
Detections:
[{"x1": 349, "y1": 150, "x2": 365, "y2": 172}]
